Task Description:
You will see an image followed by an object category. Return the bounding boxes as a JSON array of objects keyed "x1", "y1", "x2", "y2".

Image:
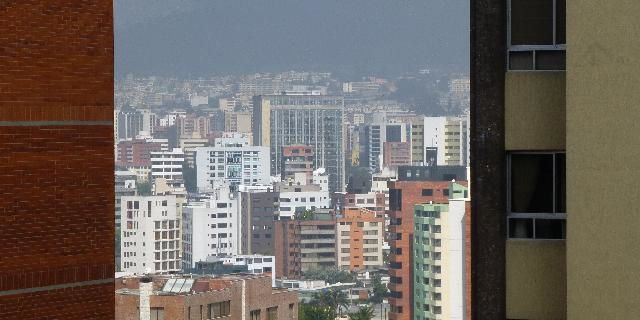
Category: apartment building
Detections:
[
  {"x1": 182, "y1": 188, "x2": 241, "y2": 269},
  {"x1": 240, "y1": 190, "x2": 279, "y2": 255},
  {"x1": 387, "y1": 174, "x2": 467, "y2": 320},
  {"x1": 195, "y1": 145, "x2": 270, "y2": 192},
  {"x1": 151, "y1": 148, "x2": 185, "y2": 188},
  {"x1": 115, "y1": 275, "x2": 298, "y2": 320},
  {"x1": 281, "y1": 145, "x2": 315, "y2": 183},
  {"x1": 412, "y1": 183, "x2": 470, "y2": 320},
  {"x1": 362, "y1": 119, "x2": 409, "y2": 172},
  {"x1": 253, "y1": 95, "x2": 345, "y2": 194},
  {"x1": 470, "y1": 1, "x2": 640, "y2": 319},
  {"x1": 276, "y1": 176, "x2": 331, "y2": 220},
  {"x1": 343, "y1": 192, "x2": 387, "y2": 218},
  {"x1": 176, "y1": 114, "x2": 210, "y2": 139},
  {"x1": 410, "y1": 117, "x2": 469, "y2": 167},
  {"x1": 383, "y1": 142, "x2": 412, "y2": 170},
  {"x1": 336, "y1": 208, "x2": 385, "y2": 271},
  {"x1": 224, "y1": 111, "x2": 252, "y2": 133},
  {"x1": 0, "y1": 2, "x2": 115, "y2": 318},
  {"x1": 117, "y1": 139, "x2": 165, "y2": 167},
  {"x1": 120, "y1": 196, "x2": 181, "y2": 274},
  {"x1": 274, "y1": 218, "x2": 337, "y2": 279}
]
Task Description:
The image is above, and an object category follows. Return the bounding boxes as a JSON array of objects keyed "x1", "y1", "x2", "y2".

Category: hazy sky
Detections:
[{"x1": 115, "y1": 0, "x2": 469, "y2": 78}]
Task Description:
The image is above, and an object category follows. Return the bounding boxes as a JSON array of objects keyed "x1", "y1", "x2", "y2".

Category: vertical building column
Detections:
[{"x1": 470, "y1": 0, "x2": 507, "y2": 319}]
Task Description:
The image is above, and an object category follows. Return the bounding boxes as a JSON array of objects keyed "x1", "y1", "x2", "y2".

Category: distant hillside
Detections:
[{"x1": 115, "y1": 0, "x2": 469, "y2": 78}]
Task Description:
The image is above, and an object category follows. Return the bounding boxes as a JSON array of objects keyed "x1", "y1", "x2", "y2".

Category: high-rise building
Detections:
[
  {"x1": 275, "y1": 174, "x2": 331, "y2": 220},
  {"x1": 195, "y1": 145, "x2": 270, "y2": 192},
  {"x1": 383, "y1": 142, "x2": 412, "y2": 170},
  {"x1": 336, "y1": 208, "x2": 385, "y2": 271},
  {"x1": 117, "y1": 107, "x2": 144, "y2": 141},
  {"x1": 281, "y1": 145, "x2": 315, "y2": 184},
  {"x1": 411, "y1": 117, "x2": 469, "y2": 166},
  {"x1": 176, "y1": 114, "x2": 210, "y2": 139},
  {"x1": 120, "y1": 195, "x2": 181, "y2": 274},
  {"x1": 240, "y1": 189, "x2": 279, "y2": 256},
  {"x1": 0, "y1": 2, "x2": 115, "y2": 318},
  {"x1": 182, "y1": 188, "x2": 241, "y2": 269},
  {"x1": 387, "y1": 175, "x2": 466, "y2": 320},
  {"x1": 224, "y1": 111, "x2": 252, "y2": 133},
  {"x1": 470, "y1": 1, "x2": 640, "y2": 319},
  {"x1": 362, "y1": 120, "x2": 408, "y2": 171},
  {"x1": 412, "y1": 183, "x2": 470, "y2": 320},
  {"x1": 274, "y1": 218, "x2": 337, "y2": 279},
  {"x1": 253, "y1": 95, "x2": 345, "y2": 194}
]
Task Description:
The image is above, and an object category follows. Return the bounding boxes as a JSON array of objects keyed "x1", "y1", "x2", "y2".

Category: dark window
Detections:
[
  {"x1": 511, "y1": 0, "x2": 554, "y2": 45},
  {"x1": 510, "y1": 153, "x2": 567, "y2": 213},
  {"x1": 389, "y1": 189, "x2": 402, "y2": 211},
  {"x1": 208, "y1": 301, "x2": 231, "y2": 318},
  {"x1": 421, "y1": 189, "x2": 433, "y2": 197},
  {"x1": 217, "y1": 203, "x2": 228, "y2": 208},
  {"x1": 443, "y1": 189, "x2": 450, "y2": 197}
]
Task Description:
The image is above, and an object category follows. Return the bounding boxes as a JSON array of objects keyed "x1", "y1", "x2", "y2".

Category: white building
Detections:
[
  {"x1": 120, "y1": 195, "x2": 181, "y2": 274},
  {"x1": 276, "y1": 172, "x2": 330, "y2": 220},
  {"x1": 413, "y1": 190, "x2": 469, "y2": 320},
  {"x1": 195, "y1": 144, "x2": 270, "y2": 192},
  {"x1": 421, "y1": 116, "x2": 469, "y2": 167},
  {"x1": 182, "y1": 187, "x2": 241, "y2": 269},
  {"x1": 222, "y1": 255, "x2": 276, "y2": 286},
  {"x1": 151, "y1": 148, "x2": 185, "y2": 188}
]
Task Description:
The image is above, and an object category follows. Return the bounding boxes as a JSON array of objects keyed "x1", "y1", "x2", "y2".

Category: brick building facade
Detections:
[
  {"x1": 0, "y1": 1, "x2": 115, "y2": 319},
  {"x1": 115, "y1": 275, "x2": 298, "y2": 320},
  {"x1": 387, "y1": 180, "x2": 456, "y2": 320}
]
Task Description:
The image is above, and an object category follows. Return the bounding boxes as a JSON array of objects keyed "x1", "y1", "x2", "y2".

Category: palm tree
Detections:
[{"x1": 348, "y1": 306, "x2": 375, "y2": 320}]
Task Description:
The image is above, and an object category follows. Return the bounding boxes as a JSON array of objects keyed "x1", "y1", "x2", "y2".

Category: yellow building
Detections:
[{"x1": 471, "y1": 0, "x2": 640, "y2": 319}]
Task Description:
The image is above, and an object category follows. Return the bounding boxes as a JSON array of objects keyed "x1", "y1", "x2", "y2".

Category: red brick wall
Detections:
[{"x1": 0, "y1": 0, "x2": 114, "y2": 319}]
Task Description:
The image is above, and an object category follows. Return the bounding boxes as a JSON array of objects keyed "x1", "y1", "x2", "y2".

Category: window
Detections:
[
  {"x1": 267, "y1": 307, "x2": 278, "y2": 320},
  {"x1": 389, "y1": 189, "x2": 402, "y2": 211},
  {"x1": 508, "y1": 152, "x2": 566, "y2": 239},
  {"x1": 508, "y1": 0, "x2": 566, "y2": 70},
  {"x1": 250, "y1": 309, "x2": 261, "y2": 320},
  {"x1": 208, "y1": 301, "x2": 231, "y2": 318},
  {"x1": 150, "y1": 307, "x2": 165, "y2": 320},
  {"x1": 421, "y1": 189, "x2": 433, "y2": 196}
]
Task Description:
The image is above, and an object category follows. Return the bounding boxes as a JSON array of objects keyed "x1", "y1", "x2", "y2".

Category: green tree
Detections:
[
  {"x1": 369, "y1": 273, "x2": 388, "y2": 304},
  {"x1": 297, "y1": 208, "x2": 315, "y2": 220},
  {"x1": 348, "y1": 306, "x2": 375, "y2": 320},
  {"x1": 310, "y1": 288, "x2": 350, "y2": 317},
  {"x1": 304, "y1": 267, "x2": 356, "y2": 284},
  {"x1": 299, "y1": 303, "x2": 335, "y2": 320}
]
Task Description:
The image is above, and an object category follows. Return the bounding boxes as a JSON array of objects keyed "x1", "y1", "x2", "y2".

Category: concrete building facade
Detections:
[
  {"x1": 413, "y1": 184, "x2": 469, "y2": 320},
  {"x1": 151, "y1": 148, "x2": 185, "y2": 188},
  {"x1": 336, "y1": 208, "x2": 385, "y2": 271},
  {"x1": 120, "y1": 196, "x2": 181, "y2": 274},
  {"x1": 195, "y1": 145, "x2": 270, "y2": 192},
  {"x1": 183, "y1": 188, "x2": 241, "y2": 269},
  {"x1": 240, "y1": 190, "x2": 279, "y2": 256}
]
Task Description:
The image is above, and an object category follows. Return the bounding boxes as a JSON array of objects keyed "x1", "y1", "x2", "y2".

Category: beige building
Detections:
[
  {"x1": 224, "y1": 111, "x2": 252, "y2": 133},
  {"x1": 471, "y1": 0, "x2": 640, "y2": 319},
  {"x1": 336, "y1": 208, "x2": 384, "y2": 271}
]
